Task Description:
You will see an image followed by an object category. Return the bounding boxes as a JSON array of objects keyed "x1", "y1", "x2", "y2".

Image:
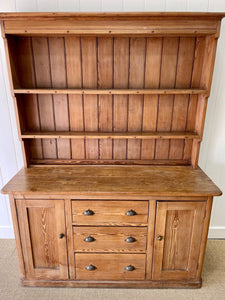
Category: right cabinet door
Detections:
[{"x1": 152, "y1": 201, "x2": 206, "y2": 281}]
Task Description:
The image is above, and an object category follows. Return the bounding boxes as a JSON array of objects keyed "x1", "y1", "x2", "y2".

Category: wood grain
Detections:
[
  {"x1": 75, "y1": 253, "x2": 146, "y2": 281},
  {"x1": 113, "y1": 37, "x2": 129, "y2": 160},
  {"x1": 81, "y1": 37, "x2": 98, "y2": 160},
  {"x1": 65, "y1": 36, "x2": 85, "y2": 159},
  {"x1": 1, "y1": 166, "x2": 221, "y2": 197},
  {"x1": 73, "y1": 226, "x2": 147, "y2": 253},
  {"x1": 152, "y1": 201, "x2": 206, "y2": 280},
  {"x1": 98, "y1": 37, "x2": 113, "y2": 159},
  {"x1": 16, "y1": 199, "x2": 68, "y2": 280},
  {"x1": 72, "y1": 200, "x2": 148, "y2": 226}
]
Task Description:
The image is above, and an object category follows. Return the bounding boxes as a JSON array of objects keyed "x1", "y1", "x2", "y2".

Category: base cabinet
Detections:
[
  {"x1": 16, "y1": 199, "x2": 68, "y2": 280},
  {"x1": 152, "y1": 201, "x2": 206, "y2": 280},
  {"x1": 12, "y1": 197, "x2": 211, "y2": 288}
]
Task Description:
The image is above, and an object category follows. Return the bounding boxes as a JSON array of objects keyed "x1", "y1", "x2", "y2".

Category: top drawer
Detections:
[{"x1": 72, "y1": 200, "x2": 148, "y2": 226}]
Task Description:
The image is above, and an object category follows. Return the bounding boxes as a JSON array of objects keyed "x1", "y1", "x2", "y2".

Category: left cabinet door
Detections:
[{"x1": 16, "y1": 199, "x2": 68, "y2": 280}]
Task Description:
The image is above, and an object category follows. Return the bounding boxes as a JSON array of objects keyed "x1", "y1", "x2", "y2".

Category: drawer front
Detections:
[
  {"x1": 75, "y1": 253, "x2": 146, "y2": 280},
  {"x1": 72, "y1": 200, "x2": 148, "y2": 226},
  {"x1": 73, "y1": 226, "x2": 147, "y2": 253}
]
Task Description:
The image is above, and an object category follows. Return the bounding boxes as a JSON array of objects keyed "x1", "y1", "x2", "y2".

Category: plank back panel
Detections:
[
  {"x1": 65, "y1": 36, "x2": 85, "y2": 160},
  {"x1": 7, "y1": 32, "x2": 218, "y2": 167}
]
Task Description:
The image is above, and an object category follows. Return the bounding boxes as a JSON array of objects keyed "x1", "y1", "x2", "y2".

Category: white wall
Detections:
[{"x1": 0, "y1": 0, "x2": 225, "y2": 238}]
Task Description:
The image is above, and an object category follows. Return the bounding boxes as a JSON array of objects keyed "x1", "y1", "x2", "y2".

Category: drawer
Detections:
[
  {"x1": 73, "y1": 226, "x2": 147, "y2": 253},
  {"x1": 75, "y1": 253, "x2": 146, "y2": 280},
  {"x1": 72, "y1": 200, "x2": 148, "y2": 226}
]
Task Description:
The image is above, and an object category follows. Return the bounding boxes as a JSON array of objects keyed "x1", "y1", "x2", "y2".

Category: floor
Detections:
[{"x1": 0, "y1": 240, "x2": 225, "y2": 300}]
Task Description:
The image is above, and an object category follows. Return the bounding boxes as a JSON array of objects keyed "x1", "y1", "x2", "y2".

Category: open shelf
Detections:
[
  {"x1": 6, "y1": 32, "x2": 213, "y2": 167},
  {"x1": 21, "y1": 131, "x2": 200, "y2": 140},
  {"x1": 14, "y1": 89, "x2": 207, "y2": 95}
]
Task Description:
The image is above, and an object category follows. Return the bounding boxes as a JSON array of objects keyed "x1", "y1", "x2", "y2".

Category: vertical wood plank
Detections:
[
  {"x1": 23, "y1": 94, "x2": 42, "y2": 158},
  {"x1": 49, "y1": 37, "x2": 71, "y2": 159},
  {"x1": 81, "y1": 37, "x2": 98, "y2": 160},
  {"x1": 15, "y1": 37, "x2": 43, "y2": 162},
  {"x1": 113, "y1": 38, "x2": 129, "y2": 160},
  {"x1": 184, "y1": 37, "x2": 206, "y2": 161},
  {"x1": 169, "y1": 37, "x2": 196, "y2": 160},
  {"x1": 16, "y1": 37, "x2": 35, "y2": 88},
  {"x1": 146, "y1": 200, "x2": 156, "y2": 280},
  {"x1": 142, "y1": 38, "x2": 162, "y2": 159},
  {"x1": 9, "y1": 195, "x2": 25, "y2": 279},
  {"x1": 128, "y1": 37, "x2": 146, "y2": 159},
  {"x1": 65, "y1": 36, "x2": 84, "y2": 159},
  {"x1": 32, "y1": 37, "x2": 57, "y2": 159},
  {"x1": 65, "y1": 198, "x2": 75, "y2": 279},
  {"x1": 155, "y1": 37, "x2": 179, "y2": 160},
  {"x1": 98, "y1": 37, "x2": 113, "y2": 160},
  {"x1": 196, "y1": 197, "x2": 213, "y2": 280}
]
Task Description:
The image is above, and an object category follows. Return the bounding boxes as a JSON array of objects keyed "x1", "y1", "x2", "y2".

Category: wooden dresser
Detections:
[{"x1": 0, "y1": 12, "x2": 224, "y2": 288}]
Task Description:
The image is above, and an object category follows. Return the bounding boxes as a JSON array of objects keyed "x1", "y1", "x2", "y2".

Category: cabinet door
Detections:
[
  {"x1": 16, "y1": 199, "x2": 68, "y2": 280},
  {"x1": 152, "y1": 201, "x2": 206, "y2": 281}
]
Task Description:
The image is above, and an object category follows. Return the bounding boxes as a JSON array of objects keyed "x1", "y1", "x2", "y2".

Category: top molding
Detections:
[
  {"x1": 0, "y1": 12, "x2": 225, "y2": 19},
  {"x1": 0, "y1": 12, "x2": 225, "y2": 37}
]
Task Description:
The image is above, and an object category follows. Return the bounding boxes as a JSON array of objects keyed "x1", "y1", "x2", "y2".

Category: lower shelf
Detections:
[{"x1": 21, "y1": 279, "x2": 202, "y2": 289}]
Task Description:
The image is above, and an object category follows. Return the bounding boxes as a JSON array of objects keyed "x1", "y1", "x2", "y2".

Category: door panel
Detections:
[
  {"x1": 152, "y1": 201, "x2": 206, "y2": 280},
  {"x1": 16, "y1": 199, "x2": 68, "y2": 280}
]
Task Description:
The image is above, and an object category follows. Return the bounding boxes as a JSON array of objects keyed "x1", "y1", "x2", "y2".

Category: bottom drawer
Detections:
[{"x1": 75, "y1": 253, "x2": 146, "y2": 281}]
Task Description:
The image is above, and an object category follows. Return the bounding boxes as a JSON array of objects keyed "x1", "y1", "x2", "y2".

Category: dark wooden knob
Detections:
[
  {"x1": 84, "y1": 236, "x2": 95, "y2": 242},
  {"x1": 85, "y1": 264, "x2": 96, "y2": 271},
  {"x1": 59, "y1": 233, "x2": 64, "y2": 239},
  {"x1": 157, "y1": 235, "x2": 163, "y2": 241},
  {"x1": 125, "y1": 265, "x2": 135, "y2": 271},
  {"x1": 83, "y1": 209, "x2": 95, "y2": 216},
  {"x1": 125, "y1": 209, "x2": 137, "y2": 216},
  {"x1": 125, "y1": 236, "x2": 136, "y2": 243}
]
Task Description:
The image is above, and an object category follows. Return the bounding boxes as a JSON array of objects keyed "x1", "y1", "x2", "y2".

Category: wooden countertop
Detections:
[{"x1": 1, "y1": 166, "x2": 222, "y2": 197}]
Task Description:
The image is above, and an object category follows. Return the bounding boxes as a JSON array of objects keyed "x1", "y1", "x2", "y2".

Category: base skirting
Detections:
[
  {"x1": 0, "y1": 226, "x2": 14, "y2": 238},
  {"x1": 208, "y1": 227, "x2": 225, "y2": 238},
  {"x1": 21, "y1": 279, "x2": 202, "y2": 289}
]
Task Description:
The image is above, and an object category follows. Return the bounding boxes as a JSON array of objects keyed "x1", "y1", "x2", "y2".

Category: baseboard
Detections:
[
  {"x1": 21, "y1": 279, "x2": 202, "y2": 289},
  {"x1": 208, "y1": 227, "x2": 225, "y2": 239},
  {"x1": 0, "y1": 226, "x2": 14, "y2": 238}
]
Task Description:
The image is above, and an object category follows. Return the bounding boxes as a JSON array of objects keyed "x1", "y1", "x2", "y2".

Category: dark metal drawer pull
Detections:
[
  {"x1": 86, "y1": 264, "x2": 96, "y2": 271},
  {"x1": 125, "y1": 209, "x2": 137, "y2": 216},
  {"x1": 157, "y1": 235, "x2": 163, "y2": 241},
  {"x1": 125, "y1": 265, "x2": 135, "y2": 271},
  {"x1": 59, "y1": 233, "x2": 64, "y2": 239},
  {"x1": 125, "y1": 236, "x2": 136, "y2": 243},
  {"x1": 83, "y1": 209, "x2": 95, "y2": 216},
  {"x1": 84, "y1": 236, "x2": 95, "y2": 242}
]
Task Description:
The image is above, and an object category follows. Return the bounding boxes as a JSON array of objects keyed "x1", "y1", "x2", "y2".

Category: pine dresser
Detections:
[{"x1": 1, "y1": 12, "x2": 224, "y2": 288}]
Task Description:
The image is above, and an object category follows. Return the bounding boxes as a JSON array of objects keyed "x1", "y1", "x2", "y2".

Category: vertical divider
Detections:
[
  {"x1": 65, "y1": 198, "x2": 75, "y2": 280},
  {"x1": 146, "y1": 200, "x2": 156, "y2": 280}
]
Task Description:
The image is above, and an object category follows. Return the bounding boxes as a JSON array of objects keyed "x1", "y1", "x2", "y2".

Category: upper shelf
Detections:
[
  {"x1": 21, "y1": 131, "x2": 200, "y2": 140},
  {"x1": 14, "y1": 89, "x2": 207, "y2": 95}
]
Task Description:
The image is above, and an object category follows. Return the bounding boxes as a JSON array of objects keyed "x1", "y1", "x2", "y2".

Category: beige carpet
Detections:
[{"x1": 0, "y1": 239, "x2": 225, "y2": 300}]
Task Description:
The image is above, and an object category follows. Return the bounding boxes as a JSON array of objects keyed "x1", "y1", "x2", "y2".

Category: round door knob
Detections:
[
  {"x1": 84, "y1": 236, "x2": 95, "y2": 242},
  {"x1": 59, "y1": 233, "x2": 64, "y2": 239},
  {"x1": 83, "y1": 209, "x2": 95, "y2": 216},
  {"x1": 85, "y1": 264, "x2": 96, "y2": 271},
  {"x1": 125, "y1": 209, "x2": 137, "y2": 216},
  {"x1": 125, "y1": 236, "x2": 136, "y2": 243},
  {"x1": 157, "y1": 235, "x2": 163, "y2": 241},
  {"x1": 125, "y1": 265, "x2": 135, "y2": 271}
]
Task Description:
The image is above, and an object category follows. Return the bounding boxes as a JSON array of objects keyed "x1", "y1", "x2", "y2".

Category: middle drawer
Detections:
[{"x1": 73, "y1": 226, "x2": 147, "y2": 253}]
